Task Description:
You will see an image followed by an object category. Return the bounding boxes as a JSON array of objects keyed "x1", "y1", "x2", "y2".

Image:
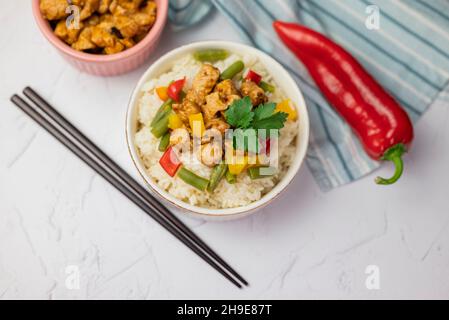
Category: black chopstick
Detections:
[
  {"x1": 10, "y1": 94, "x2": 246, "y2": 289},
  {"x1": 22, "y1": 87, "x2": 248, "y2": 287}
]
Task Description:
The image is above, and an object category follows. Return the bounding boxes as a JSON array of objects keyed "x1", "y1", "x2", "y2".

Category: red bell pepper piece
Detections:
[
  {"x1": 245, "y1": 70, "x2": 262, "y2": 84},
  {"x1": 265, "y1": 138, "x2": 271, "y2": 155},
  {"x1": 258, "y1": 138, "x2": 271, "y2": 155},
  {"x1": 273, "y1": 21, "x2": 414, "y2": 185},
  {"x1": 159, "y1": 146, "x2": 181, "y2": 177},
  {"x1": 167, "y1": 78, "x2": 186, "y2": 102}
]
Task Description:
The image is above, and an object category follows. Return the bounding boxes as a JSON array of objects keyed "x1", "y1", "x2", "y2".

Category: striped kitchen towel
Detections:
[{"x1": 168, "y1": 0, "x2": 449, "y2": 191}]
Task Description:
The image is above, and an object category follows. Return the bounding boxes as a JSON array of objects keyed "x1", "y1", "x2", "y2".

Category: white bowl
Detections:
[{"x1": 126, "y1": 41, "x2": 309, "y2": 220}]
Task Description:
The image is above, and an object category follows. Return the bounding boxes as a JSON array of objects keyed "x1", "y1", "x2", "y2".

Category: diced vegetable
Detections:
[
  {"x1": 177, "y1": 167, "x2": 209, "y2": 191},
  {"x1": 248, "y1": 167, "x2": 275, "y2": 180},
  {"x1": 259, "y1": 81, "x2": 275, "y2": 93},
  {"x1": 188, "y1": 113, "x2": 205, "y2": 136},
  {"x1": 159, "y1": 147, "x2": 181, "y2": 177},
  {"x1": 193, "y1": 49, "x2": 229, "y2": 62},
  {"x1": 151, "y1": 99, "x2": 173, "y2": 127},
  {"x1": 264, "y1": 138, "x2": 271, "y2": 154},
  {"x1": 245, "y1": 70, "x2": 262, "y2": 84},
  {"x1": 207, "y1": 162, "x2": 227, "y2": 192},
  {"x1": 167, "y1": 78, "x2": 186, "y2": 102},
  {"x1": 225, "y1": 170, "x2": 236, "y2": 184},
  {"x1": 228, "y1": 155, "x2": 248, "y2": 175},
  {"x1": 220, "y1": 60, "x2": 244, "y2": 80},
  {"x1": 275, "y1": 99, "x2": 297, "y2": 121},
  {"x1": 151, "y1": 109, "x2": 171, "y2": 138},
  {"x1": 168, "y1": 112, "x2": 183, "y2": 130},
  {"x1": 156, "y1": 86, "x2": 169, "y2": 101},
  {"x1": 158, "y1": 132, "x2": 170, "y2": 152}
]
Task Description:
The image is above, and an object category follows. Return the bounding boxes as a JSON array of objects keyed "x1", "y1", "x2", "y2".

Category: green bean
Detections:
[
  {"x1": 259, "y1": 81, "x2": 275, "y2": 93},
  {"x1": 225, "y1": 170, "x2": 237, "y2": 184},
  {"x1": 158, "y1": 132, "x2": 170, "y2": 152},
  {"x1": 151, "y1": 99, "x2": 173, "y2": 127},
  {"x1": 248, "y1": 167, "x2": 276, "y2": 180},
  {"x1": 151, "y1": 108, "x2": 171, "y2": 138},
  {"x1": 178, "y1": 167, "x2": 209, "y2": 191},
  {"x1": 193, "y1": 49, "x2": 229, "y2": 62},
  {"x1": 207, "y1": 162, "x2": 227, "y2": 192},
  {"x1": 220, "y1": 60, "x2": 244, "y2": 80}
]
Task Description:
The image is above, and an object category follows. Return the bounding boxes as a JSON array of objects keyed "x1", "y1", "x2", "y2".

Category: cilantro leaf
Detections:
[
  {"x1": 253, "y1": 102, "x2": 276, "y2": 122},
  {"x1": 224, "y1": 96, "x2": 253, "y2": 129},
  {"x1": 252, "y1": 111, "x2": 288, "y2": 130}
]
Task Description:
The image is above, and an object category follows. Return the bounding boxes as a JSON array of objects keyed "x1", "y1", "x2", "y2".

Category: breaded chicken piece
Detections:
[
  {"x1": 40, "y1": 0, "x2": 69, "y2": 20},
  {"x1": 190, "y1": 64, "x2": 220, "y2": 105},
  {"x1": 241, "y1": 80, "x2": 267, "y2": 106},
  {"x1": 173, "y1": 64, "x2": 220, "y2": 125},
  {"x1": 120, "y1": 37, "x2": 135, "y2": 48},
  {"x1": 202, "y1": 92, "x2": 227, "y2": 122},
  {"x1": 214, "y1": 79, "x2": 240, "y2": 99},
  {"x1": 85, "y1": 14, "x2": 101, "y2": 26},
  {"x1": 98, "y1": 0, "x2": 113, "y2": 14},
  {"x1": 142, "y1": 0, "x2": 157, "y2": 16},
  {"x1": 91, "y1": 21, "x2": 116, "y2": 48},
  {"x1": 110, "y1": 0, "x2": 144, "y2": 13},
  {"x1": 113, "y1": 14, "x2": 140, "y2": 38},
  {"x1": 104, "y1": 41, "x2": 125, "y2": 54},
  {"x1": 54, "y1": 20, "x2": 83, "y2": 45},
  {"x1": 172, "y1": 95, "x2": 202, "y2": 125},
  {"x1": 205, "y1": 118, "x2": 230, "y2": 135},
  {"x1": 71, "y1": 27, "x2": 96, "y2": 51},
  {"x1": 71, "y1": 0, "x2": 101, "y2": 20},
  {"x1": 202, "y1": 90, "x2": 239, "y2": 122}
]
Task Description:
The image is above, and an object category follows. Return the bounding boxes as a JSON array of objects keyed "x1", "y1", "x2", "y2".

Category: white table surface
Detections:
[{"x1": 1, "y1": 2, "x2": 448, "y2": 300}]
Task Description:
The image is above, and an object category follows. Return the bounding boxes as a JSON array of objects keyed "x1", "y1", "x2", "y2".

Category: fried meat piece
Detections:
[
  {"x1": 240, "y1": 80, "x2": 267, "y2": 106},
  {"x1": 40, "y1": 0, "x2": 69, "y2": 20}
]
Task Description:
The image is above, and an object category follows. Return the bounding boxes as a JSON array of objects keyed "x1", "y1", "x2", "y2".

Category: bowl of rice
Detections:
[{"x1": 126, "y1": 41, "x2": 309, "y2": 220}]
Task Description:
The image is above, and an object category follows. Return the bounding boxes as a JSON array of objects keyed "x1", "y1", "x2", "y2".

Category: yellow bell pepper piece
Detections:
[
  {"x1": 156, "y1": 86, "x2": 169, "y2": 101},
  {"x1": 168, "y1": 113, "x2": 183, "y2": 130},
  {"x1": 228, "y1": 155, "x2": 248, "y2": 175},
  {"x1": 276, "y1": 99, "x2": 297, "y2": 121},
  {"x1": 188, "y1": 113, "x2": 205, "y2": 136}
]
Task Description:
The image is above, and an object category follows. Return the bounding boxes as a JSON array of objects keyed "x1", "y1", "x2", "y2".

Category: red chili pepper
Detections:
[
  {"x1": 273, "y1": 21, "x2": 414, "y2": 185},
  {"x1": 159, "y1": 146, "x2": 181, "y2": 177},
  {"x1": 167, "y1": 78, "x2": 186, "y2": 102},
  {"x1": 245, "y1": 70, "x2": 262, "y2": 84}
]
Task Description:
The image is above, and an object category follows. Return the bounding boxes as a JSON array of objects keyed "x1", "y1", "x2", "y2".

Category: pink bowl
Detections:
[{"x1": 31, "y1": 0, "x2": 168, "y2": 76}]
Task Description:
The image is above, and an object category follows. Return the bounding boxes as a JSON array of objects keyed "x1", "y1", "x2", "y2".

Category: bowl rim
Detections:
[
  {"x1": 125, "y1": 40, "x2": 310, "y2": 218},
  {"x1": 31, "y1": 0, "x2": 168, "y2": 62}
]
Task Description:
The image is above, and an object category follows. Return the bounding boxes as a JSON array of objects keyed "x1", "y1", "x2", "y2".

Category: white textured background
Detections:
[{"x1": 0, "y1": 1, "x2": 448, "y2": 299}]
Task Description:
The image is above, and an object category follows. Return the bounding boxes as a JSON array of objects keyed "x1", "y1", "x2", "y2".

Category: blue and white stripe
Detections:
[{"x1": 169, "y1": 0, "x2": 449, "y2": 191}]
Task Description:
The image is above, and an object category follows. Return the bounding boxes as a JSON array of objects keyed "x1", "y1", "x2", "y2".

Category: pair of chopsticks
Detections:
[{"x1": 10, "y1": 87, "x2": 248, "y2": 289}]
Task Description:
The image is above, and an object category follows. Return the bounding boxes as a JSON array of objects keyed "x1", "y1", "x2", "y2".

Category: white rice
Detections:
[{"x1": 135, "y1": 53, "x2": 299, "y2": 209}]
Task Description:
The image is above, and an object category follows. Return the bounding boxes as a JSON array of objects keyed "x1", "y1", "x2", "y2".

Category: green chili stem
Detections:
[
  {"x1": 220, "y1": 60, "x2": 245, "y2": 80},
  {"x1": 178, "y1": 167, "x2": 209, "y2": 191},
  {"x1": 193, "y1": 49, "x2": 229, "y2": 62},
  {"x1": 375, "y1": 144, "x2": 406, "y2": 185}
]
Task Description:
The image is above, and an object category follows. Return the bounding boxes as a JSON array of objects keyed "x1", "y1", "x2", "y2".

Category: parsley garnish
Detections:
[
  {"x1": 225, "y1": 98, "x2": 288, "y2": 153},
  {"x1": 224, "y1": 96, "x2": 254, "y2": 129},
  {"x1": 225, "y1": 98, "x2": 288, "y2": 130}
]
